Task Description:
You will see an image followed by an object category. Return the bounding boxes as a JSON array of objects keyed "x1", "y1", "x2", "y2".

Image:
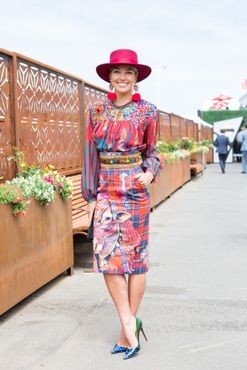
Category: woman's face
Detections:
[{"x1": 109, "y1": 65, "x2": 137, "y2": 95}]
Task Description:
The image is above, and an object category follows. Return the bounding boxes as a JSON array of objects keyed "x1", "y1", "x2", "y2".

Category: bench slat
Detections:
[{"x1": 68, "y1": 174, "x2": 89, "y2": 236}]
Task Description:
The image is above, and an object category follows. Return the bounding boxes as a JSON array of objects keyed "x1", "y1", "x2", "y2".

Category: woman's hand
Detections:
[
  {"x1": 134, "y1": 170, "x2": 154, "y2": 187},
  {"x1": 87, "y1": 201, "x2": 96, "y2": 227}
]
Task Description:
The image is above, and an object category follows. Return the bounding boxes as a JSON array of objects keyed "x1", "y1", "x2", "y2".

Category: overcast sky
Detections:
[{"x1": 1, "y1": 0, "x2": 247, "y2": 122}]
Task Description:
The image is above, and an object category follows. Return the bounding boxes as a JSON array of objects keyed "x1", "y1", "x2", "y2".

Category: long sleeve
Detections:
[
  {"x1": 141, "y1": 106, "x2": 161, "y2": 178},
  {"x1": 81, "y1": 104, "x2": 100, "y2": 203}
]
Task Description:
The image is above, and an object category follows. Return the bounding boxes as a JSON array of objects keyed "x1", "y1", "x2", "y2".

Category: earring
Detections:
[
  {"x1": 132, "y1": 83, "x2": 141, "y2": 102},
  {"x1": 107, "y1": 83, "x2": 117, "y2": 100}
]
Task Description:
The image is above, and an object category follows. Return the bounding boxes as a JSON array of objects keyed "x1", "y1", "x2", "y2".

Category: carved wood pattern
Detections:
[
  {"x1": 16, "y1": 60, "x2": 82, "y2": 172},
  {"x1": 0, "y1": 54, "x2": 15, "y2": 180},
  {"x1": 84, "y1": 84, "x2": 106, "y2": 106}
]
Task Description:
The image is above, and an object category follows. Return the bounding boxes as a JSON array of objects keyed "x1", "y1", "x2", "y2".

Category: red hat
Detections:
[{"x1": 96, "y1": 49, "x2": 152, "y2": 83}]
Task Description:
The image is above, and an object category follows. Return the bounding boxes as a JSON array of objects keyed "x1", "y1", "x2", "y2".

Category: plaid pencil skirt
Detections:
[{"x1": 93, "y1": 151, "x2": 151, "y2": 274}]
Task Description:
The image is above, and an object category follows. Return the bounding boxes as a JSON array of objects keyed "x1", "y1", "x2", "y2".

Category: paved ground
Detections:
[{"x1": 1, "y1": 163, "x2": 247, "y2": 370}]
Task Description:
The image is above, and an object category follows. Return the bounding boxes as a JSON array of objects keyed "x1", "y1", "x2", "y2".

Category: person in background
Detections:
[
  {"x1": 81, "y1": 49, "x2": 161, "y2": 360},
  {"x1": 213, "y1": 129, "x2": 231, "y2": 173},
  {"x1": 237, "y1": 125, "x2": 247, "y2": 173}
]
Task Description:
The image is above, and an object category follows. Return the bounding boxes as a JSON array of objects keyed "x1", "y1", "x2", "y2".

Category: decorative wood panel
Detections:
[
  {"x1": 84, "y1": 84, "x2": 106, "y2": 106},
  {"x1": 16, "y1": 59, "x2": 82, "y2": 173},
  {"x1": 187, "y1": 121, "x2": 194, "y2": 139},
  {"x1": 193, "y1": 122, "x2": 199, "y2": 141},
  {"x1": 159, "y1": 111, "x2": 171, "y2": 140},
  {"x1": 0, "y1": 54, "x2": 15, "y2": 180},
  {"x1": 170, "y1": 114, "x2": 180, "y2": 140},
  {"x1": 180, "y1": 118, "x2": 188, "y2": 138}
]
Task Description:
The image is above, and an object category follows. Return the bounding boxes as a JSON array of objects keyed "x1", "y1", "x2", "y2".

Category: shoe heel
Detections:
[{"x1": 140, "y1": 327, "x2": 147, "y2": 342}]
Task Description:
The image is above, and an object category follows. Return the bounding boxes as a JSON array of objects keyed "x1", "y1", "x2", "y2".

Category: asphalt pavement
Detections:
[{"x1": 1, "y1": 163, "x2": 247, "y2": 370}]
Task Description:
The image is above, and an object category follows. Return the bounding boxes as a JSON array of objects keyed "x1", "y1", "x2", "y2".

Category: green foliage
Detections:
[
  {"x1": 157, "y1": 137, "x2": 212, "y2": 163},
  {"x1": 178, "y1": 137, "x2": 196, "y2": 151},
  {"x1": 0, "y1": 184, "x2": 27, "y2": 215}
]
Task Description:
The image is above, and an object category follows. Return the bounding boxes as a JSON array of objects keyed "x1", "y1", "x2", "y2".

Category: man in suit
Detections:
[
  {"x1": 213, "y1": 129, "x2": 231, "y2": 173},
  {"x1": 237, "y1": 125, "x2": 247, "y2": 173}
]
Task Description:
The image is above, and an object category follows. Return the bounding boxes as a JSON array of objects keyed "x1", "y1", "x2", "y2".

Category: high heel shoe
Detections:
[
  {"x1": 123, "y1": 317, "x2": 147, "y2": 360},
  {"x1": 111, "y1": 344, "x2": 128, "y2": 354}
]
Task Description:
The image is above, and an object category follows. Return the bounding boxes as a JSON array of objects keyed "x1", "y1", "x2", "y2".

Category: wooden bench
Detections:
[
  {"x1": 190, "y1": 163, "x2": 203, "y2": 177},
  {"x1": 69, "y1": 174, "x2": 89, "y2": 236}
]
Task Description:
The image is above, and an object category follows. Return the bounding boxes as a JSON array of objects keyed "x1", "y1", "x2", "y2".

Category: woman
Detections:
[{"x1": 81, "y1": 49, "x2": 161, "y2": 360}]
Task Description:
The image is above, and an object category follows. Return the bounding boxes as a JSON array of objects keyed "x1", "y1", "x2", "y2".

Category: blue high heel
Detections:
[
  {"x1": 123, "y1": 317, "x2": 147, "y2": 360},
  {"x1": 111, "y1": 344, "x2": 128, "y2": 354}
]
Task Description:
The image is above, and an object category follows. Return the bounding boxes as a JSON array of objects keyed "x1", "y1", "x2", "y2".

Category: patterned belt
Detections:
[{"x1": 100, "y1": 152, "x2": 141, "y2": 166}]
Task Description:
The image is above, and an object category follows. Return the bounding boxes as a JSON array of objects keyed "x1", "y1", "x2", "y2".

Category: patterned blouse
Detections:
[{"x1": 81, "y1": 98, "x2": 161, "y2": 202}]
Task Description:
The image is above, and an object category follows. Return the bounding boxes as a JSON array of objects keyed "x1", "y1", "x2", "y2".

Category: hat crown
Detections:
[
  {"x1": 96, "y1": 49, "x2": 151, "y2": 82},
  {"x1": 109, "y1": 49, "x2": 138, "y2": 65}
]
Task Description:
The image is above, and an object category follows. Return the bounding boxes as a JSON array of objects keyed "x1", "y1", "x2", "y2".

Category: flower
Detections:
[
  {"x1": 157, "y1": 137, "x2": 213, "y2": 162},
  {"x1": 0, "y1": 149, "x2": 73, "y2": 215},
  {"x1": 43, "y1": 175, "x2": 54, "y2": 184},
  {"x1": 157, "y1": 139, "x2": 190, "y2": 163}
]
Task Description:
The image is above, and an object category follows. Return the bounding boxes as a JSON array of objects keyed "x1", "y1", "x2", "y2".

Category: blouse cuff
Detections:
[{"x1": 87, "y1": 198, "x2": 96, "y2": 203}]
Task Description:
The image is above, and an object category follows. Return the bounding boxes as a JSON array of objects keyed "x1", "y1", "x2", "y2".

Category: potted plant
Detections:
[{"x1": 0, "y1": 150, "x2": 74, "y2": 315}]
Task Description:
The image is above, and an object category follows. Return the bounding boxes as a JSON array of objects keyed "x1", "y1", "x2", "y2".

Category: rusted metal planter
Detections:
[
  {"x1": 205, "y1": 148, "x2": 213, "y2": 164},
  {"x1": 0, "y1": 197, "x2": 73, "y2": 316},
  {"x1": 150, "y1": 156, "x2": 190, "y2": 208}
]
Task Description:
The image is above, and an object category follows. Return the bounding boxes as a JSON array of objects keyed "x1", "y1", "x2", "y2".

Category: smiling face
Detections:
[{"x1": 109, "y1": 65, "x2": 138, "y2": 97}]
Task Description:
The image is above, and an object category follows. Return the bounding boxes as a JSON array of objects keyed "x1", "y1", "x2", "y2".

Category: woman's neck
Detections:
[{"x1": 115, "y1": 93, "x2": 132, "y2": 107}]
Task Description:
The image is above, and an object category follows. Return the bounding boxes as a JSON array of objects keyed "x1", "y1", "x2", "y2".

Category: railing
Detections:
[{"x1": 0, "y1": 48, "x2": 213, "y2": 180}]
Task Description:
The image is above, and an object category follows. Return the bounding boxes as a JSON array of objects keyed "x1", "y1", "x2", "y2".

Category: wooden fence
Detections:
[{"x1": 0, "y1": 48, "x2": 212, "y2": 181}]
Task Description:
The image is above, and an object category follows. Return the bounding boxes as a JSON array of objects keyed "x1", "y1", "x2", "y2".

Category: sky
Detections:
[{"x1": 1, "y1": 0, "x2": 247, "y2": 123}]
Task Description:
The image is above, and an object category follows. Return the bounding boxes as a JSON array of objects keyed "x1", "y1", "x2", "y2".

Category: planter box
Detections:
[
  {"x1": 206, "y1": 148, "x2": 213, "y2": 164},
  {"x1": 150, "y1": 156, "x2": 190, "y2": 208},
  {"x1": 190, "y1": 150, "x2": 207, "y2": 170},
  {"x1": 0, "y1": 197, "x2": 73, "y2": 315}
]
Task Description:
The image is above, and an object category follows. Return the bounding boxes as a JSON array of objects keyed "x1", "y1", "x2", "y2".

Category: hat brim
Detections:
[{"x1": 96, "y1": 63, "x2": 152, "y2": 83}]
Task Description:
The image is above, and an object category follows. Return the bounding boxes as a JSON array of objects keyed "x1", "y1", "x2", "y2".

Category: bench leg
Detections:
[{"x1": 67, "y1": 266, "x2": 73, "y2": 276}]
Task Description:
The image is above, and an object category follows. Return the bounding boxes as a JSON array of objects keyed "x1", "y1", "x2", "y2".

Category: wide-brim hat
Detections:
[{"x1": 96, "y1": 49, "x2": 151, "y2": 83}]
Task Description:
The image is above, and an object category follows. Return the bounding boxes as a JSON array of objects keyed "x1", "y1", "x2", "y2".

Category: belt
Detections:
[{"x1": 100, "y1": 152, "x2": 141, "y2": 165}]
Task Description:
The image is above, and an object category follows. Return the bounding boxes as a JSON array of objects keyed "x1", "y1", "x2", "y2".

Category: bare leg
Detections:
[
  {"x1": 128, "y1": 273, "x2": 146, "y2": 314},
  {"x1": 104, "y1": 274, "x2": 138, "y2": 348},
  {"x1": 118, "y1": 273, "x2": 146, "y2": 345}
]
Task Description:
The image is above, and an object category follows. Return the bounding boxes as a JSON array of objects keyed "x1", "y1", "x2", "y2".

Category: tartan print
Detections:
[{"x1": 93, "y1": 152, "x2": 151, "y2": 274}]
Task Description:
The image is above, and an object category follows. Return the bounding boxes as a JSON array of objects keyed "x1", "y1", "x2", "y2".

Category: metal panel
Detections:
[
  {"x1": 158, "y1": 111, "x2": 171, "y2": 140},
  {"x1": 0, "y1": 53, "x2": 15, "y2": 180},
  {"x1": 170, "y1": 114, "x2": 180, "y2": 140},
  {"x1": 16, "y1": 58, "x2": 82, "y2": 173},
  {"x1": 180, "y1": 118, "x2": 187, "y2": 138},
  {"x1": 187, "y1": 120, "x2": 194, "y2": 138},
  {"x1": 84, "y1": 84, "x2": 106, "y2": 106}
]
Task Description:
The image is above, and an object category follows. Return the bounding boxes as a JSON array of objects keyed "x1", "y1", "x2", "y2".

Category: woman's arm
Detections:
[
  {"x1": 140, "y1": 105, "x2": 161, "y2": 182},
  {"x1": 81, "y1": 103, "x2": 100, "y2": 205}
]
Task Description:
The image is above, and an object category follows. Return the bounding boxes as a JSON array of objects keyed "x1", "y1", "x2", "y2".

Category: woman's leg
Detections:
[
  {"x1": 104, "y1": 274, "x2": 138, "y2": 348},
  {"x1": 128, "y1": 273, "x2": 146, "y2": 315},
  {"x1": 117, "y1": 273, "x2": 146, "y2": 345}
]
